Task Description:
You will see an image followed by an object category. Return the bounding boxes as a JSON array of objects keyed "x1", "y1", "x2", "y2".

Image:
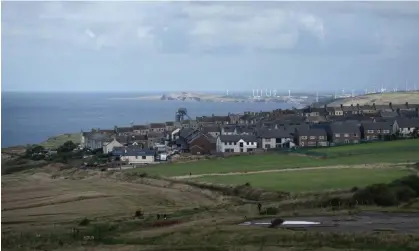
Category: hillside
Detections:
[{"x1": 327, "y1": 92, "x2": 419, "y2": 107}]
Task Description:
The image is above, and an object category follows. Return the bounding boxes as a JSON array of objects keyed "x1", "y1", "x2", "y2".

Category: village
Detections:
[{"x1": 78, "y1": 101, "x2": 419, "y2": 169}]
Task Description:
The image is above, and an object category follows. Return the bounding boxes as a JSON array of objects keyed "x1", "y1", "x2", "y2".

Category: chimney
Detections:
[
  {"x1": 373, "y1": 103, "x2": 376, "y2": 110},
  {"x1": 389, "y1": 102, "x2": 393, "y2": 110},
  {"x1": 405, "y1": 102, "x2": 409, "y2": 109},
  {"x1": 340, "y1": 104, "x2": 343, "y2": 110}
]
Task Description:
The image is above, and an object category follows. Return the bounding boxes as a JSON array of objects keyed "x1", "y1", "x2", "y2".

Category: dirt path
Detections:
[{"x1": 172, "y1": 163, "x2": 414, "y2": 180}]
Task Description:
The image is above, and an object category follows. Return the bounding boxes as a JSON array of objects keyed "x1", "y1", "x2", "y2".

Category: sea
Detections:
[{"x1": 1, "y1": 92, "x2": 291, "y2": 147}]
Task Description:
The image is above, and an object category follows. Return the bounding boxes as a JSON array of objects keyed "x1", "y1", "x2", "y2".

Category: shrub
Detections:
[
  {"x1": 390, "y1": 185, "x2": 417, "y2": 202},
  {"x1": 353, "y1": 184, "x2": 398, "y2": 206},
  {"x1": 79, "y1": 218, "x2": 91, "y2": 226},
  {"x1": 135, "y1": 210, "x2": 144, "y2": 218},
  {"x1": 350, "y1": 186, "x2": 359, "y2": 192},
  {"x1": 139, "y1": 172, "x2": 148, "y2": 178},
  {"x1": 391, "y1": 175, "x2": 419, "y2": 194}
]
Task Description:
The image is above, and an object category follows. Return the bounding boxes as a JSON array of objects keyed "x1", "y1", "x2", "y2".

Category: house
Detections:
[
  {"x1": 328, "y1": 123, "x2": 361, "y2": 145},
  {"x1": 188, "y1": 133, "x2": 216, "y2": 155},
  {"x1": 83, "y1": 132, "x2": 111, "y2": 150},
  {"x1": 326, "y1": 107, "x2": 343, "y2": 116},
  {"x1": 393, "y1": 118, "x2": 419, "y2": 137},
  {"x1": 112, "y1": 147, "x2": 156, "y2": 165},
  {"x1": 149, "y1": 123, "x2": 166, "y2": 133},
  {"x1": 197, "y1": 115, "x2": 230, "y2": 125},
  {"x1": 360, "y1": 105, "x2": 378, "y2": 115},
  {"x1": 221, "y1": 125, "x2": 238, "y2": 135},
  {"x1": 115, "y1": 126, "x2": 133, "y2": 136},
  {"x1": 342, "y1": 105, "x2": 359, "y2": 116},
  {"x1": 216, "y1": 135, "x2": 258, "y2": 153},
  {"x1": 305, "y1": 116, "x2": 327, "y2": 124},
  {"x1": 129, "y1": 135, "x2": 148, "y2": 148},
  {"x1": 302, "y1": 107, "x2": 325, "y2": 117},
  {"x1": 295, "y1": 128, "x2": 328, "y2": 147},
  {"x1": 228, "y1": 113, "x2": 241, "y2": 124},
  {"x1": 165, "y1": 121, "x2": 176, "y2": 132},
  {"x1": 175, "y1": 128, "x2": 200, "y2": 151},
  {"x1": 181, "y1": 120, "x2": 199, "y2": 129},
  {"x1": 361, "y1": 122, "x2": 392, "y2": 141},
  {"x1": 132, "y1": 125, "x2": 149, "y2": 135},
  {"x1": 147, "y1": 132, "x2": 165, "y2": 147},
  {"x1": 102, "y1": 138, "x2": 124, "y2": 153},
  {"x1": 201, "y1": 126, "x2": 221, "y2": 138},
  {"x1": 380, "y1": 110, "x2": 399, "y2": 118},
  {"x1": 257, "y1": 129, "x2": 295, "y2": 149}
]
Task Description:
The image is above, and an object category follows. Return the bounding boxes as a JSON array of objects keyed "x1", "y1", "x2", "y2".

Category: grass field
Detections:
[
  {"x1": 39, "y1": 133, "x2": 80, "y2": 149},
  {"x1": 136, "y1": 139, "x2": 419, "y2": 177},
  {"x1": 191, "y1": 167, "x2": 413, "y2": 192},
  {"x1": 3, "y1": 165, "x2": 419, "y2": 250}
]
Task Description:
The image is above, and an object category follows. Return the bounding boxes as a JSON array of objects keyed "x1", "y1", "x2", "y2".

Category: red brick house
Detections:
[{"x1": 188, "y1": 133, "x2": 216, "y2": 155}]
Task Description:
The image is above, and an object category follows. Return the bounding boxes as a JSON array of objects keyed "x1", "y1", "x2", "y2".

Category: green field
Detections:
[
  {"x1": 136, "y1": 139, "x2": 419, "y2": 177},
  {"x1": 192, "y1": 168, "x2": 413, "y2": 192},
  {"x1": 39, "y1": 133, "x2": 81, "y2": 149}
]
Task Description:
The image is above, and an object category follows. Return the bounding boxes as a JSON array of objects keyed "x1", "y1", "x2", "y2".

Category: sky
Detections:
[{"x1": 2, "y1": 1, "x2": 419, "y2": 93}]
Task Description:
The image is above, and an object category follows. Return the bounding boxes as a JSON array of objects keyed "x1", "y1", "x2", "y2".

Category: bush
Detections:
[
  {"x1": 139, "y1": 172, "x2": 148, "y2": 178},
  {"x1": 353, "y1": 184, "x2": 398, "y2": 206},
  {"x1": 391, "y1": 175, "x2": 419, "y2": 194},
  {"x1": 390, "y1": 185, "x2": 417, "y2": 202},
  {"x1": 135, "y1": 210, "x2": 144, "y2": 218},
  {"x1": 260, "y1": 207, "x2": 279, "y2": 215},
  {"x1": 79, "y1": 218, "x2": 91, "y2": 226}
]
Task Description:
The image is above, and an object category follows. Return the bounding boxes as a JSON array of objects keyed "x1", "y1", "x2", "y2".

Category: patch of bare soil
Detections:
[
  {"x1": 173, "y1": 163, "x2": 413, "y2": 179},
  {"x1": 1, "y1": 169, "x2": 225, "y2": 230}
]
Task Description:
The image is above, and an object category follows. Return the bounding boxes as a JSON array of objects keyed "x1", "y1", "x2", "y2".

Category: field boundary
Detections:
[{"x1": 172, "y1": 162, "x2": 415, "y2": 179}]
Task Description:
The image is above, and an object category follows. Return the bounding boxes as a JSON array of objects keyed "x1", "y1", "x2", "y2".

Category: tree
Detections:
[
  {"x1": 25, "y1": 145, "x2": 45, "y2": 157},
  {"x1": 57, "y1": 141, "x2": 77, "y2": 153},
  {"x1": 412, "y1": 128, "x2": 419, "y2": 139}
]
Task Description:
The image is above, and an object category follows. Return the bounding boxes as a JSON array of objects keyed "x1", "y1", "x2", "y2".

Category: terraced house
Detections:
[
  {"x1": 257, "y1": 128, "x2": 295, "y2": 149},
  {"x1": 328, "y1": 123, "x2": 361, "y2": 145},
  {"x1": 295, "y1": 128, "x2": 328, "y2": 147},
  {"x1": 216, "y1": 135, "x2": 258, "y2": 153}
]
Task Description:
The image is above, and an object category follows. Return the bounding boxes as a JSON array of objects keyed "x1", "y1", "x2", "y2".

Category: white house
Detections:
[
  {"x1": 257, "y1": 129, "x2": 295, "y2": 149},
  {"x1": 216, "y1": 135, "x2": 258, "y2": 153},
  {"x1": 393, "y1": 119, "x2": 419, "y2": 137},
  {"x1": 103, "y1": 138, "x2": 123, "y2": 153},
  {"x1": 112, "y1": 147, "x2": 156, "y2": 164}
]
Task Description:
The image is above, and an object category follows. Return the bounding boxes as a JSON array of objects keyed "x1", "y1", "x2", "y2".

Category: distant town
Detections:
[{"x1": 79, "y1": 93, "x2": 419, "y2": 170}]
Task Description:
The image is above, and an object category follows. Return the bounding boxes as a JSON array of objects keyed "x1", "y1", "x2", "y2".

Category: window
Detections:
[
  {"x1": 344, "y1": 134, "x2": 349, "y2": 137},
  {"x1": 319, "y1": 136, "x2": 324, "y2": 140},
  {"x1": 344, "y1": 139, "x2": 350, "y2": 144},
  {"x1": 353, "y1": 140, "x2": 359, "y2": 143},
  {"x1": 377, "y1": 130, "x2": 381, "y2": 133},
  {"x1": 383, "y1": 130, "x2": 390, "y2": 134},
  {"x1": 367, "y1": 130, "x2": 374, "y2": 133},
  {"x1": 265, "y1": 138, "x2": 271, "y2": 142},
  {"x1": 300, "y1": 142, "x2": 305, "y2": 146},
  {"x1": 142, "y1": 156, "x2": 146, "y2": 159},
  {"x1": 353, "y1": 133, "x2": 357, "y2": 136},
  {"x1": 135, "y1": 156, "x2": 138, "y2": 159},
  {"x1": 310, "y1": 136, "x2": 316, "y2": 140},
  {"x1": 335, "y1": 134, "x2": 340, "y2": 138},
  {"x1": 265, "y1": 144, "x2": 271, "y2": 149},
  {"x1": 301, "y1": 136, "x2": 307, "y2": 140}
]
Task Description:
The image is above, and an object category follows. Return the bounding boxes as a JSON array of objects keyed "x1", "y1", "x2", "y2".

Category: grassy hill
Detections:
[{"x1": 327, "y1": 92, "x2": 419, "y2": 107}]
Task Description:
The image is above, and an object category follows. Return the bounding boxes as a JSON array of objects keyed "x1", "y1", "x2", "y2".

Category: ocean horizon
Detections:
[{"x1": 1, "y1": 92, "x2": 291, "y2": 147}]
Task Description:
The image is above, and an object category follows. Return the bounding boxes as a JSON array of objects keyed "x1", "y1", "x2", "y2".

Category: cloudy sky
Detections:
[{"x1": 2, "y1": 1, "x2": 419, "y2": 92}]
